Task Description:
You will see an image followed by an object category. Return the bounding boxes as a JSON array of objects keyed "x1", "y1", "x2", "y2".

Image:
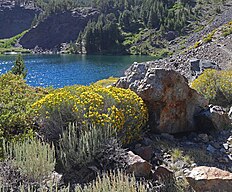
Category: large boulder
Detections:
[
  {"x1": 186, "y1": 166, "x2": 232, "y2": 192},
  {"x1": 115, "y1": 63, "x2": 208, "y2": 133}
]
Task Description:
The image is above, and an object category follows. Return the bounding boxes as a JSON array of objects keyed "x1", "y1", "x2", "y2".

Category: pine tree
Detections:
[{"x1": 11, "y1": 55, "x2": 27, "y2": 79}]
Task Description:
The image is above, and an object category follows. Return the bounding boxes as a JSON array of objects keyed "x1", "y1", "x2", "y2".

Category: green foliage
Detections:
[
  {"x1": 194, "y1": 41, "x2": 201, "y2": 48},
  {"x1": 75, "y1": 170, "x2": 147, "y2": 192},
  {"x1": 32, "y1": 85, "x2": 148, "y2": 144},
  {"x1": 0, "y1": 30, "x2": 28, "y2": 49},
  {"x1": 0, "y1": 73, "x2": 48, "y2": 140},
  {"x1": 82, "y1": 13, "x2": 125, "y2": 54},
  {"x1": 93, "y1": 77, "x2": 119, "y2": 87},
  {"x1": 11, "y1": 55, "x2": 27, "y2": 78},
  {"x1": 221, "y1": 21, "x2": 232, "y2": 37},
  {"x1": 3, "y1": 138, "x2": 56, "y2": 181},
  {"x1": 59, "y1": 122, "x2": 116, "y2": 171},
  {"x1": 191, "y1": 69, "x2": 232, "y2": 106},
  {"x1": 0, "y1": 31, "x2": 30, "y2": 54},
  {"x1": 203, "y1": 29, "x2": 216, "y2": 43}
]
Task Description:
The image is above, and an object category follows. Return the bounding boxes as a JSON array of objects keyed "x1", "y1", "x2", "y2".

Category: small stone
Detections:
[
  {"x1": 223, "y1": 143, "x2": 229, "y2": 150},
  {"x1": 191, "y1": 163, "x2": 197, "y2": 167},
  {"x1": 228, "y1": 137, "x2": 232, "y2": 145},
  {"x1": 220, "y1": 148, "x2": 226, "y2": 153},
  {"x1": 142, "y1": 137, "x2": 153, "y2": 146},
  {"x1": 228, "y1": 155, "x2": 232, "y2": 161},
  {"x1": 207, "y1": 145, "x2": 216, "y2": 153},
  {"x1": 212, "y1": 142, "x2": 221, "y2": 149},
  {"x1": 228, "y1": 148, "x2": 232, "y2": 153},
  {"x1": 198, "y1": 134, "x2": 209, "y2": 143},
  {"x1": 161, "y1": 133, "x2": 174, "y2": 140},
  {"x1": 218, "y1": 157, "x2": 229, "y2": 163},
  {"x1": 126, "y1": 151, "x2": 152, "y2": 178},
  {"x1": 134, "y1": 146, "x2": 153, "y2": 161},
  {"x1": 135, "y1": 144, "x2": 142, "y2": 149},
  {"x1": 153, "y1": 166, "x2": 174, "y2": 180}
]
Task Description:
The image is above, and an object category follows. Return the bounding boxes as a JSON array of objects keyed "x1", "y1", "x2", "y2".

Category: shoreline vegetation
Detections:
[{"x1": 0, "y1": 55, "x2": 231, "y2": 191}]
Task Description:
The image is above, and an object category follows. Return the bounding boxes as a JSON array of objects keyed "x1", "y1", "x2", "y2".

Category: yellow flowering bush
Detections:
[
  {"x1": 191, "y1": 69, "x2": 232, "y2": 106},
  {"x1": 32, "y1": 85, "x2": 148, "y2": 144}
]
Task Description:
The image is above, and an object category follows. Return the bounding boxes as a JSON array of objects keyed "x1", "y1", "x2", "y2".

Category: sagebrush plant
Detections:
[
  {"x1": 59, "y1": 122, "x2": 116, "y2": 171},
  {"x1": 74, "y1": 170, "x2": 147, "y2": 192},
  {"x1": 191, "y1": 69, "x2": 232, "y2": 106},
  {"x1": 3, "y1": 138, "x2": 56, "y2": 181},
  {"x1": 32, "y1": 85, "x2": 148, "y2": 144},
  {"x1": 0, "y1": 170, "x2": 147, "y2": 192}
]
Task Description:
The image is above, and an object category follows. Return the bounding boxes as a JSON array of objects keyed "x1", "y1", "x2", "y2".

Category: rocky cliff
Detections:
[
  {"x1": 19, "y1": 8, "x2": 99, "y2": 51},
  {"x1": 0, "y1": 1, "x2": 39, "y2": 39}
]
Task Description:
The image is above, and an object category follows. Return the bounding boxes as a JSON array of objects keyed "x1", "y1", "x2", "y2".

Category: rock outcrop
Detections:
[
  {"x1": 0, "y1": 1, "x2": 40, "y2": 38},
  {"x1": 19, "y1": 8, "x2": 99, "y2": 50},
  {"x1": 186, "y1": 166, "x2": 232, "y2": 192},
  {"x1": 115, "y1": 64, "x2": 208, "y2": 133}
]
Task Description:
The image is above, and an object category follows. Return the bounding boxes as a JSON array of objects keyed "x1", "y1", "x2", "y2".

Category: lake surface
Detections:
[{"x1": 0, "y1": 54, "x2": 154, "y2": 88}]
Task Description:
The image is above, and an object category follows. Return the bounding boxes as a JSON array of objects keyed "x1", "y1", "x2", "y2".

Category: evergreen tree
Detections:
[{"x1": 11, "y1": 55, "x2": 27, "y2": 79}]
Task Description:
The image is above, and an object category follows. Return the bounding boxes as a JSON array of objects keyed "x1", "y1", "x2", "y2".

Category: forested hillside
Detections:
[{"x1": 1, "y1": 0, "x2": 228, "y2": 55}]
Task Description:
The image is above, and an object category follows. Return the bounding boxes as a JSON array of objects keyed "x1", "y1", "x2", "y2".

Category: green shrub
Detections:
[
  {"x1": 75, "y1": 170, "x2": 147, "y2": 192},
  {"x1": 32, "y1": 85, "x2": 148, "y2": 144},
  {"x1": 203, "y1": 30, "x2": 216, "y2": 43},
  {"x1": 193, "y1": 41, "x2": 201, "y2": 48},
  {"x1": 191, "y1": 69, "x2": 232, "y2": 106},
  {"x1": 221, "y1": 21, "x2": 232, "y2": 37},
  {"x1": 3, "y1": 138, "x2": 56, "y2": 182},
  {"x1": 93, "y1": 77, "x2": 119, "y2": 87},
  {"x1": 59, "y1": 122, "x2": 116, "y2": 171},
  {"x1": 0, "y1": 73, "x2": 48, "y2": 140}
]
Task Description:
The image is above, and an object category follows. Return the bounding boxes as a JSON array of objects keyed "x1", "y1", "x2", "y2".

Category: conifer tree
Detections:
[{"x1": 11, "y1": 55, "x2": 27, "y2": 79}]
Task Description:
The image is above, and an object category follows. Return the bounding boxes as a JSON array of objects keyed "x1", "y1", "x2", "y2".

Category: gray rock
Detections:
[
  {"x1": 126, "y1": 151, "x2": 152, "y2": 178},
  {"x1": 116, "y1": 66, "x2": 208, "y2": 133},
  {"x1": 198, "y1": 134, "x2": 209, "y2": 143},
  {"x1": 207, "y1": 144, "x2": 216, "y2": 153},
  {"x1": 195, "y1": 105, "x2": 232, "y2": 131},
  {"x1": 134, "y1": 146, "x2": 153, "y2": 161},
  {"x1": 186, "y1": 166, "x2": 232, "y2": 192},
  {"x1": 153, "y1": 166, "x2": 174, "y2": 180},
  {"x1": 200, "y1": 60, "x2": 221, "y2": 71},
  {"x1": 223, "y1": 143, "x2": 229, "y2": 150}
]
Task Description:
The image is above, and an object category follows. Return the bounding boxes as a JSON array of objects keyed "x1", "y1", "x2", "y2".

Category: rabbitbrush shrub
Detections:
[
  {"x1": 3, "y1": 138, "x2": 56, "y2": 182},
  {"x1": 191, "y1": 69, "x2": 232, "y2": 106},
  {"x1": 32, "y1": 85, "x2": 148, "y2": 144}
]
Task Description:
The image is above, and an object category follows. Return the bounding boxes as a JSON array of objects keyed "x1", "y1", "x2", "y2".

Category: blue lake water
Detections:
[{"x1": 0, "y1": 54, "x2": 154, "y2": 88}]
